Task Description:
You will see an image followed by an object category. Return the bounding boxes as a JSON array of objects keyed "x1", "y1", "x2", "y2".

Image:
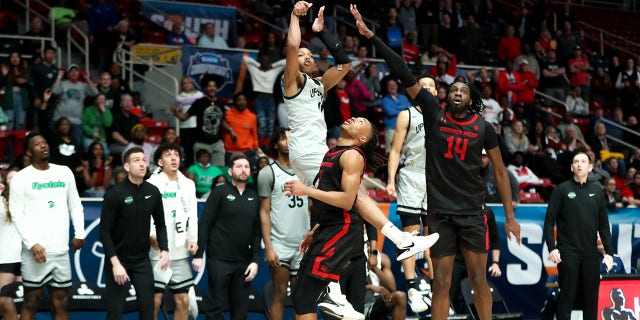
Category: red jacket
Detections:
[
  {"x1": 498, "y1": 36, "x2": 521, "y2": 62},
  {"x1": 496, "y1": 71, "x2": 524, "y2": 104},
  {"x1": 515, "y1": 70, "x2": 538, "y2": 104}
]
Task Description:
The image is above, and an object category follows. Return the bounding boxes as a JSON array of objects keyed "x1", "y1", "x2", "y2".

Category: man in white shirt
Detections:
[
  {"x1": 197, "y1": 23, "x2": 229, "y2": 49},
  {"x1": 9, "y1": 131, "x2": 85, "y2": 320}
]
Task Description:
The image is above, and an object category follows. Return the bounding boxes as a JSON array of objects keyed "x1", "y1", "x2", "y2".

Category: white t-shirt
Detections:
[
  {"x1": 9, "y1": 164, "x2": 85, "y2": 253},
  {"x1": 176, "y1": 90, "x2": 205, "y2": 129}
]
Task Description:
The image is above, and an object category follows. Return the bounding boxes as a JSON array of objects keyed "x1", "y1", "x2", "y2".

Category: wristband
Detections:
[
  {"x1": 492, "y1": 261, "x2": 499, "y2": 265},
  {"x1": 369, "y1": 249, "x2": 378, "y2": 255}
]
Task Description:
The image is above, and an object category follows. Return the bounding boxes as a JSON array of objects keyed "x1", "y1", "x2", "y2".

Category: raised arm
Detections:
[
  {"x1": 283, "y1": 1, "x2": 311, "y2": 97},
  {"x1": 351, "y1": 5, "x2": 421, "y2": 99}
]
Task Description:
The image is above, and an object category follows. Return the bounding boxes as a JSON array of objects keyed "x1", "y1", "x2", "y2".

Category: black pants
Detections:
[
  {"x1": 206, "y1": 258, "x2": 250, "y2": 320},
  {"x1": 105, "y1": 258, "x2": 154, "y2": 320},
  {"x1": 556, "y1": 253, "x2": 599, "y2": 320}
]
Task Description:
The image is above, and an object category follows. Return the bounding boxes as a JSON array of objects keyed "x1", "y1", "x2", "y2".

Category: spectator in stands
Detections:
[
  {"x1": 466, "y1": 68, "x2": 496, "y2": 91},
  {"x1": 397, "y1": 0, "x2": 417, "y2": 36},
  {"x1": 537, "y1": 28, "x2": 553, "y2": 55},
  {"x1": 557, "y1": 112, "x2": 585, "y2": 141},
  {"x1": 343, "y1": 35, "x2": 357, "y2": 58},
  {"x1": 433, "y1": 60, "x2": 455, "y2": 86},
  {"x1": 424, "y1": 45, "x2": 457, "y2": 77},
  {"x1": 624, "y1": 167, "x2": 637, "y2": 188},
  {"x1": 82, "y1": 93, "x2": 113, "y2": 155},
  {"x1": 323, "y1": 79, "x2": 355, "y2": 140},
  {"x1": 109, "y1": 93, "x2": 140, "y2": 157},
  {"x1": 626, "y1": 171, "x2": 640, "y2": 206},
  {"x1": 590, "y1": 66, "x2": 613, "y2": 105},
  {"x1": 222, "y1": 92, "x2": 260, "y2": 168},
  {"x1": 564, "y1": 126, "x2": 591, "y2": 152},
  {"x1": 48, "y1": 117, "x2": 86, "y2": 194},
  {"x1": 259, "y1": 32, "x2": 284, "y2": 63},
  {"x1": 565, "y1": 86, "x2": 589, "y2": 117},
  {"x1": 382, "y1": 78, "x2": 411, "y2": 153},
  {"x1": 497, "y1": 25, "x2": 521, "y2": 63},
  {"x1": 361, "y1": 63, "x2": 382, "y2": 104},
  {"x1": 625, "y1": 115, "x2": 640, "y2": 148},
  {"x1": 166, "y1": 21, "x2": 193, "y2": 46},
  {"x1": 545, "y1": 126, "x2": 569, "y2": 161},
  {"x1": 481, "y1": 148, "x2": 519, "y2": 206},
  {"x1": 568, "y1": 46, "x2": 590, "y2": 97},
  {"x1": 316, "y1": 47, "x2": 333, "y2": 75},
  {"x1": 555, "y1": 22, "x2": 578, "y2": 65},
  {"x1": 504, "y1": 120, "x2": 534, "y2": 155},
  {"x1": 88, "y1": 0, "x2": 117, "y2": 68},
  {"x1": 159, "y1": 127, "x2": 185, "y2": 169},
  {"x1": 540, "y1": 49, "x2": 568, "y2": 106},
  {"x1": 615, "y1": 58, "x2": 640, "y2": 118},
  {"x1": 436, "y1": 85, "x2": 447, "y2": 104},
  {"x1": 0, "y1": 51, "x2": 32, "y2": 130},
  {"x1": 22, "y1": 17, "x2": 50, "y2": 63},
  {"x1": 416, "y1": 0, "x2": 439, "y2": 49},
  {"x1": 242, "y1": 54, "x2": 286, "y2": 146},
  {"x1": 172, "y1": 76, "x2": 203, "y2": 167},
  {"x1": 514, "y1": 60, "x2": 539, "y2": 108},
  {"x1": 528, "y1": 121, "x2": 548, "y2": 154},
  {"x1": 31, "y1": 46, "x2": 58, "y2": 134},
  {"x1": 53, "y1": 64, "x2": 99, "y2": 146},
  {"x1": 482, "y1": 86, "x2": 502, "y2": 124},
  {"x1": 122, "y1": 123, "x2": 155, "y2": 170},
  {"x1": 496, "y1": 61, "x2": 524, "y2": 108},
  {"x1": 604, "y1": 177, "x2": 628, "y2": 211},
  {"x1": 96, "y1": 72, "x2": 120, "y2": 113},
  {"x1": 605, "y1": 158, "x2": 627, "y2": 191},
  {"x1": 586, "y1": 149, "x2": 610, "y2": 184},
  {"x1": 82, "y1": 141, "x2": 112, "y2": 197},
  {"x1": 186, "y1": 149, "x2": 224, "y2": 199},
  {"x1": 508, "y1": 151, "x2": 544, "y2": 186},
  {"x1": 516, "y1": 45, "x2": 541, "y2": 79},
  {"x1": 589, "y1": 121, "x2": 625, "y2": 161},
  {"x1": 109, "y1": 19, "x2": 138, "y2": 55},
  {"x1": 108, "y1": 62, "x2": 131, "y2": 94},
  {"x1": 459, "y1": 14, "x2": 481, "y2": 65},
  {"x1": 401, "y1": 31, "x2": 419, "y2": 63},
  {"x1": 196, "y1": 23, "x2": 228, "y2": 49},
  {"x1": 437, "y1": 13, "x2": 457, "y2": 54},
  {"x1": 363, "y1": 250, "x2": 408, "y2": 320},
  {"x1": 628, "y1": 148, "x2": 640, "y2": 171},
  {"x1": 345, "y1": 70, "x2": 372, "y2": 118},
  {"x1": 557, "y1": 3, "x2": 577, "y2": 30}
]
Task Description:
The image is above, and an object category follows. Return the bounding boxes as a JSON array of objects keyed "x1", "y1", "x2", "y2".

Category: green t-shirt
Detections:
[{"x1": 186, "y1": 164, "x2": 224, "y2": 195}]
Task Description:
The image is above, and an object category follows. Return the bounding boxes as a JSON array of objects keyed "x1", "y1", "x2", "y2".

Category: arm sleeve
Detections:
[
  {"x1": 486, "y1": 207, "x2": 500, "y2": 250},
  {"x1": 544, "y1": 186, "x2": 562, "y2": 251},
  {"x1": 314, "y1": 30, "x2": 350, "y2": 65},
  {"x1": 66, "y1": 167, "x2": 86, "y2": 240},
  {"x1": 370, "y1": 36, "x2": 417, "y2": 87},
  {"x1": 152, "y1": 188, "x2": 169, "y2": 251},
  {"x1": 99, "y1": 189, "x2": 120, "y2": 259}
]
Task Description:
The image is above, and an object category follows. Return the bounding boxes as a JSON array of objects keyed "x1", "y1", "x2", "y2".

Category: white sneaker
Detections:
[
  {"x1": 396, "y1": 233, "x2": 440, "y2": 261},
  {"x1": 318, "y1": 282, "x2": 365, "y2": 320},
  {"x1": 408, "y1": 288, "x2": 429, "y2": 313}
]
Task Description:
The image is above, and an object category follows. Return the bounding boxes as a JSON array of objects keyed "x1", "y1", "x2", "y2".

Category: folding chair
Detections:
[{"x1": 460, "y1": 277, "x2": 523, "y2": 320}]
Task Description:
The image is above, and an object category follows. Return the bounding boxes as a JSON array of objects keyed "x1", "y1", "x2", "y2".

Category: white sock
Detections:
[{"x1": 381, "y1": 222, "x2": 406, "y2": 246}]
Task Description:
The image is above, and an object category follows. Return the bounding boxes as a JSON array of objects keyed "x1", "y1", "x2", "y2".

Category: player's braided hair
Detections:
[{"x1": 360, "y1": 122, "x2": 386, "y2": 173}]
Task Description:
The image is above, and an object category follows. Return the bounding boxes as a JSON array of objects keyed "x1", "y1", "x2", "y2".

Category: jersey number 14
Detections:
[{"x1": 444, "y1": 136, "x2": 469, "y2": 161}]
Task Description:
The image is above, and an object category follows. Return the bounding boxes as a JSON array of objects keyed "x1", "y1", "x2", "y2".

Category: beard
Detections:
[{"x1": 447, "y1": 101, "x2": 468, "y2": 115}]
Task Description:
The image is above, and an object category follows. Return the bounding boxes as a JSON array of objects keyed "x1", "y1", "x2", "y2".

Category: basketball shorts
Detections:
[
  {"x1": 290, "y1": 148, "x2": 327, "y2": 186},
  {"x1": 396, "y1": 166, "x2": 428, "y2": 215},
  {"x1": 21, "y1": 250, "x2": 71, "y2": 288},
  {"x1": 272, "y1": 240, "x2": 304, "y2": 276},
  {"x1": 427, "y1": 213, "x2": 489, "y2": 258},
  {"x1": 152, "y1": 258, "x2": 194, "y2": 293}
]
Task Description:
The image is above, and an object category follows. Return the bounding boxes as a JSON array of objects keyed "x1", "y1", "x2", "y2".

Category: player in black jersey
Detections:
[
  {"x1": 283, "y1": 117, "x2": 381, "y2": 320},
  {"x1": 350, "y1": 6, "x2": 521, "y2": 320}
]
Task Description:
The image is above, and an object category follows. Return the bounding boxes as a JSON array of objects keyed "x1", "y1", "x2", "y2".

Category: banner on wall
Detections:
[
  {"x1": 73, "y1": 201, "x2": 640, "y2": 319},
  {"x1": 141, "y1": 0, "x2": 236, "y2": 47},
  {"x1": 181, "y1": 46, "x2": 247, "y2": 99}
]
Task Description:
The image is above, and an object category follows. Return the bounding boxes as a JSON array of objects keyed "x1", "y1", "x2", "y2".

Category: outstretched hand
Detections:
[
  {"x1": 292, "y1": 1, "x2": 313, "y2": 17},
  {"x1": 350, "y1": 4, "x2": 374, "y2": 39},
  {"x1": 312, "y1": 6, "x2": 325, "y2": 33}
]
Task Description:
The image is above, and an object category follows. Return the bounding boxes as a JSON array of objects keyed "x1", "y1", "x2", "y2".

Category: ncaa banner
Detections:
[
  {"x1": 141, "y1": 0, "x2": 237, "y2": 47},
  {"x1": 181, "y1": 46, "x2": 246, "y2": 99}
]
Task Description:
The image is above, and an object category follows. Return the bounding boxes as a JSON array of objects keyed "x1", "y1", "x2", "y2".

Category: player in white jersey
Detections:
[
  {"x1": 386, "y1": 74, "x2": 438, "y2": 313},
  {"x1": 0, "y1": 169, "x2": 21, "y2": 320},
  {"x1": 258, "y1": 128, "x2": 310, "y2": 320},
  {"x1": 9, "y1": 132, "x2": 85, "y2": 320},
  {"x1": 147, "y1": 143, "x2": 198, "y2": 320},
  {"x1": 283, "y1": 2, "x2": 439, "y2": 319}
]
